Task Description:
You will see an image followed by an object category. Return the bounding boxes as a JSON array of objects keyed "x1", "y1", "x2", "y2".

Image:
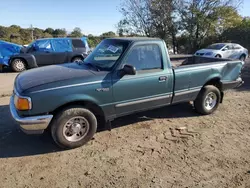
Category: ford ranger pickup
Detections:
[{"x1": 10, "y1": 38, "x2": 244, "y2": 149}]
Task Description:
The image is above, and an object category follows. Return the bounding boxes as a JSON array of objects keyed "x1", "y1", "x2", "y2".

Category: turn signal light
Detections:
[{"x1": 14, "y1": 95, "x2": 32, "y2": 110}]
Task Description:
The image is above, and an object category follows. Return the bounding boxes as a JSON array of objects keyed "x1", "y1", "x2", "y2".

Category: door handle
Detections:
[{"x1": 159, "y1": 76, "x2": 167, "y2": 82}]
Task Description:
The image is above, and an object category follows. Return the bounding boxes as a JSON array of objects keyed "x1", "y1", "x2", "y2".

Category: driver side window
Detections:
[
  {"x1": 225, "y1": 45, "x2": 233, "y2": 50},
  {"x1": 123, "y1": 44, "x2": 162, "y2": 72},
  {"x1": 34, "y1": 40, "x2": 53, "y2": 52}
]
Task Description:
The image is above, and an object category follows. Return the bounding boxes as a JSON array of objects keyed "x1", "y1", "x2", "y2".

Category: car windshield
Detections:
[
  {"x1": 83, "y1": 40, "x2": 129, "y2": 71},
  {"x1": 206, "y1": 44, "x2": 226, "y2": 50},
  {"x1": 26, "y1": 41, "x2": 35, "y2": 49}
]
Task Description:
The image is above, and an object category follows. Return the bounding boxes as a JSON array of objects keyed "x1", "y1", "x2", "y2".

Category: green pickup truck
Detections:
[{"x1": 10, "y1": 38, "x2": 244, "y2": 149}]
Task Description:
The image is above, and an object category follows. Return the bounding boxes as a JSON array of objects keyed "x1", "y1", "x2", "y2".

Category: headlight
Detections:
[
  {"x1": 14, "y1": 93, "x2": 32, "y2": 111},
  {"x1": 205, "y1": 52, "x2": 213, "y2": 56}
]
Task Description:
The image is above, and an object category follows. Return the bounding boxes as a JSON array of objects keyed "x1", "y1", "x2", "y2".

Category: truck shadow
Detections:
[{"x1": 0, "y1": 102, "x2": 197, "y2": 158}]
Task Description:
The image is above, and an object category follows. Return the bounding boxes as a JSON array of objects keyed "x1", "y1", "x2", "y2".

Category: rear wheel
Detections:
[
  {"x1": 239, "y1": 54, "x2": 246, "y2": 62},
  {"x1": 11, "y1": 59, "x2": 27, "y2": 72},
  {"x1": 194, "y1": 85, "x2": 221, "y2": 115},
  {"x1": 215, "y1": 54, "x2": 221, "y2": 58},
  {"x1": 72, "y1": 57, "x2": 83, "y2": 63},
  {"x1": 51, "y1": 106, "x2": 97, "y2": 149}
]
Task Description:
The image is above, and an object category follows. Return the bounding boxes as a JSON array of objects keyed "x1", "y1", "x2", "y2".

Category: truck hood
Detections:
[{"x1": 15, "y1": 63, "x2": 97, "y2": 92}]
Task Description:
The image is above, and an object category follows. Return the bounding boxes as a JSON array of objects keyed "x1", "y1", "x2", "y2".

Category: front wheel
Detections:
[
  {"x1": 239, "y1": 55, "x2": 246, "y2": 62},
  {"x1": 194, "y1": 85, "x2": 221, "y2": 115},
  {"x1": 11, "y1": 59, "x2": 27, "y2": 72},
  {"x1": 72, "y1": 57, "x2": 83, "y2": 63},
  {"x1": 215, "y1": 54, "x2": 221, "y2": 58},
  {"x1": 51, "y1": 107, "x2": 97, "y2": 149}
]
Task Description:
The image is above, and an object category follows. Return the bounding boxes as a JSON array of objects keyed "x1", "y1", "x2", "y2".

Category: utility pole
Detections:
[{"x1": 30, "y1": 24, "x2": 34, "y2": 41}]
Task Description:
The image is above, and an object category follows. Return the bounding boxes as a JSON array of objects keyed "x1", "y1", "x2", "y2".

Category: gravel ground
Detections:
[{"x1": 0, "y1": 60, "x2": 250, "y2": 188}]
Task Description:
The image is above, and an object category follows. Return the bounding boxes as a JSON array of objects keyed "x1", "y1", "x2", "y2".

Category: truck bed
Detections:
[
  {"x1": 170, "y1": 55, "x2": 232, "y2": 68},
  {"x1": 169, "y1": 55, "x2": 243, "y2": 104}
]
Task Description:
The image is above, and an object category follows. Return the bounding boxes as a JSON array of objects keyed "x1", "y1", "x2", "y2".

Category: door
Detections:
[
  {"x1": 232, "y1": 44, "x2": 243, "y2": 59},
  {"x1": 51, "y1": 39, "x2": 72, "y2": 64},
  {"x1": 31, "y1": 40, "x2": 54, "y2": 66},
  {"x1": 222, "y1": 44, "x2": 234, "y2": 58},
  {"x1": 112, "y1": 43, "x2": 173, "y2": 116}
]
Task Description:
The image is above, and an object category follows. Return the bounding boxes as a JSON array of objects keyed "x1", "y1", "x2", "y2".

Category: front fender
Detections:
[
  {"x1": 10, "y1": 54, "x2": 38, "y2": 68},
  {"x1": 52, "y1": 94, "x2": 100, "y2": 111}
]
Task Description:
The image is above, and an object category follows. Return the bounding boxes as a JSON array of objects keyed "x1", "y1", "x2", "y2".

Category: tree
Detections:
[
  {"x1": 70, "y1": 27, "x2": 82, "y2": 37},
  {"x1": 150, "y1": 0, "x2": 179, "y2": 53},
  {"x1": 222, "y1": 17, "x2": 250, "y2": 51},
  {"x1": 43, "y1": 32, "x2": 53, "y2": 38},
  {"x1": 0, "y1": 26, "x2": 8, "y2": 40},
  {"x1": 118, "y1": 0, "x2": 179, "y2": 53},
  {"x1": 118, "y1": 0, "x2": 153, "y2": 36},
  {"x1": 178, "y1": 0, "x2": 242, "y2": 53},
  {"x1": 52, "y1": 28, "x2": 67, "y2": 37},
  {"x1": 44, "y1": 28, "x2": 54, "y2": 35},
  {"x1": 100, "y1": 31, "x2": 116, "y2": 38},
  {"x1": 33, "y1": 28, "x2": 44, "y2": 39}
]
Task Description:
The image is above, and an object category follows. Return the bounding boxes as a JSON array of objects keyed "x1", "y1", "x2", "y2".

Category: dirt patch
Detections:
[{"x1": 0, "y1": 61, "x2": 250, "y2": 188}]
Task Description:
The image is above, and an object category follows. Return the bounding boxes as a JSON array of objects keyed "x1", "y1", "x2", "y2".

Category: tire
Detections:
[
  {"x1": 215, "y1": 54, "x2": 221, "y2": 58},
  {"x1": 11, "y1": 59, "x2": 27, "y2": 72},
  {"x1": 72, "y1": 57, "x2": 83, "y2": 63},
  {"x1": 194, "y1": 85, "x2": 221, "y2": 115},
  {"x1": 51, "y1": 106, "x2": 97, "y2": 149},
  {"x1": 239, "y1": 54, "x2": 246, "y2": 62}
]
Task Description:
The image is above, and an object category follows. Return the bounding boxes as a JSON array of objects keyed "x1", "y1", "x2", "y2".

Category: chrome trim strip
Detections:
[
  {"x1": 174, "y1": 88, "x2": 201, "y2": 96},
  {"x1": 14, "y1": 88, "x2": 32, "y2": 109},
  {"x1": 115, "y1": 95, "x2": 171, "y2": 108},
  {"x1": 32, "y1": 80, "x2": 103, "y2": 93},
  {"x1": 9, "y1": 96, "x2": 53, "y2": 133}
]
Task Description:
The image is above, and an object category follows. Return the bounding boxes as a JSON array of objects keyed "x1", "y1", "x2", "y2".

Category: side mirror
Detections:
[
  {"x1": 222, "y1": 47, "x2": 228, "y2": 51},
  {"x1": 120, "y1": 64, "x2": 136, "y2": 77}
]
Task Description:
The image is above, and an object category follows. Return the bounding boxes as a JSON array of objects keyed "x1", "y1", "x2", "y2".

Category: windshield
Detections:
[
  {"x1": 83, "y1": 39, "x2": 129, "y2": 71},
  {"x1": 206, "y1": 44, "x2": 225, "y2": 50}
]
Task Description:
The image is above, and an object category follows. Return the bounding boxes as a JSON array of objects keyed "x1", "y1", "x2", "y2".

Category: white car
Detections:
[{"x1": 195, "y1": 43, "x2": 248, "y2": 61}]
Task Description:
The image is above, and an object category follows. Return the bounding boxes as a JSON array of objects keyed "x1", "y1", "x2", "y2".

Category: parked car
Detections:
[
  {"x1": 195, "y1": 43, "x2": 248, "y2": 61},
  {"x1": 0, "y1": 40, "x2": 23, "y2": 69},
  {"x1": 2, "y1": 37, "x2": 90, "y2": 72},
  {"x1": 10, "y1": 38, "x2": 244, "y2": 149}
]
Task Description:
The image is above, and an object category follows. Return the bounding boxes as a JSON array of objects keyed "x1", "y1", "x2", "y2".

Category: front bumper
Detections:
[
  {"x1": 221, "y1": 78, "x2": 244, "y2": 91},
  {"x1": 9, "y1": 95, "x2": 53, "y2": 134}
]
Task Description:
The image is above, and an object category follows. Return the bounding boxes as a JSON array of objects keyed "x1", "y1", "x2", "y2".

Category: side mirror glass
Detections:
[{"x1": 120, "y1": 64, "x2": 136, "y2": 77}]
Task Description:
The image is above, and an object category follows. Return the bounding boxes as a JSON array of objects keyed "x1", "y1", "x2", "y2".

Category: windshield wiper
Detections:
[{"x1": 84, "y1": 62, "x2": 100, "y2": 72}]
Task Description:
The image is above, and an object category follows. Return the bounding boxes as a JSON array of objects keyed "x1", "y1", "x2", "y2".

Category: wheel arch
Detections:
[
  {"x1": 10, "y1": 57, "x2": 28, "y2": 66},
  {"x1": 203, "y1": 77, "x2": 224, "y2": 103},
  {"x1": 51, "y1": 100, "x2": 106, "y2": 128},
  {"x1": 71, "y1": 55, "x2": 84, "y2": 62},
  {"x1": 10, "y1": 55, "x2": 37, "y2": 69}
]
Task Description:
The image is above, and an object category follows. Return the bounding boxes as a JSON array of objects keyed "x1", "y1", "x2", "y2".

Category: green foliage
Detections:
[
  {"x1": 100, "y1": 31, "x2": 116, "y2": 38},
  {"x1": 87, "y1": 34, "x2": 102, "y2": 48},
  {"x1": 119, "y1": 0, "x2": 245, "y2": 53},
  {"x1": 52, "y1": 28, "x2": 67, "y2": 37},
  {"x1": 222, "y1": 17, "x2": 250, "y2": 51},
  {"x1": 70, "y1": 27, "x2": 83, "y2": 37},
  {"x1": 44, "y1": 28, "x2": 54, "y2": 35},
  {"x1": 0, "y1": 25, "x2": 105, "y2": 48}
]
